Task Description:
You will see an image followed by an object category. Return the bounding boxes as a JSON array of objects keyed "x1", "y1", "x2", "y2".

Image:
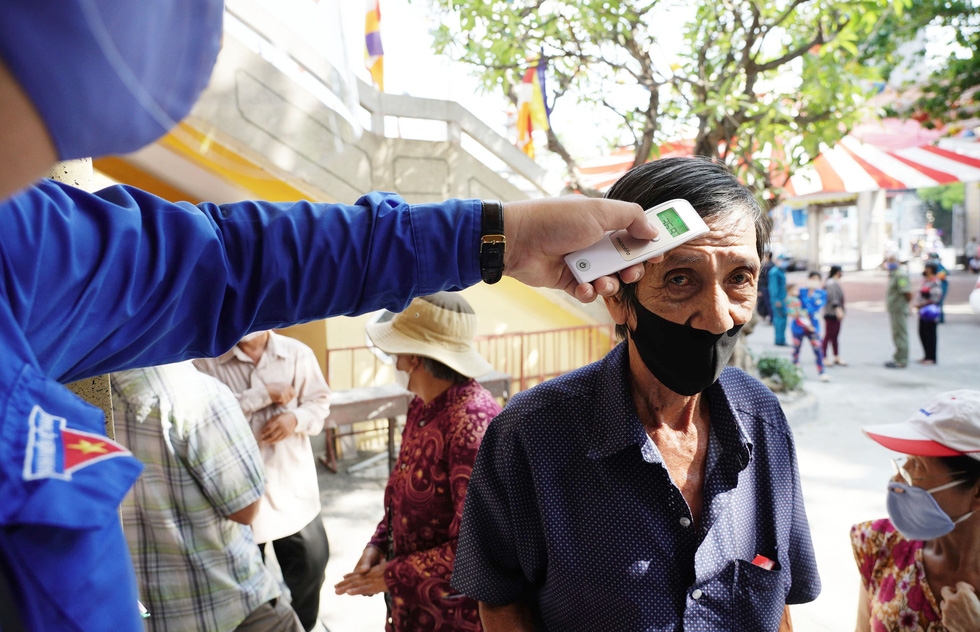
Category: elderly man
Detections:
[
  {"x1": 452, "y1": 157, "x2": 820, "y2": 632},
  {"x1": 0, "y1": 4, "x2": 667, "y2": 629},
  {"x1": 335, "y1": 293, "x2": 501, "y2": 631},
  {"x1": 196, "y1": 332, "x2": 331, "y2": 632}
]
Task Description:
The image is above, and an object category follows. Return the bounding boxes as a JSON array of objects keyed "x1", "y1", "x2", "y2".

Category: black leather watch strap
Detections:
[{"x1": 480, "y1": 200, "x2": 505, "y2": 284}]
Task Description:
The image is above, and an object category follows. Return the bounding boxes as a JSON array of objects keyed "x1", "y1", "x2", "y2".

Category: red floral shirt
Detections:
[
  {"x1": 370, "y1": 379, "x2": 501, "y2": 631},
  {"x1": 851, "y1": 518, "x2": 945, "y2": 631}
]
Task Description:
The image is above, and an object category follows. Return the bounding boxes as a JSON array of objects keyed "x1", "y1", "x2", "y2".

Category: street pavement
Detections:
[
  {"x1": 755, "y1": 267, "x2": 979, "y2": 632},
  {"x1": 311, "y1": 266, "x2": 980, "y2": 631}
]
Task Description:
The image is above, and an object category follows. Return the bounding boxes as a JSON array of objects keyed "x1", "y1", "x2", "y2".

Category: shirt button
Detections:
[
  {"x1": 679, "y1": 517, "x2": 691, "y2": 527},
  {"x1": 691, "y1": 589, "x2": 703, "y2": 600},
  {"x1": 419, "y1": 421, "x2": 425, "y2": 427}
]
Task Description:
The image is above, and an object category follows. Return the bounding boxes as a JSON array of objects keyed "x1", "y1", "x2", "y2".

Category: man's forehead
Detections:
[
  {"x1": 662, "y1": 212, "x2": 758, "y2": 255},
  {"x1": 656, "y1": 248, "x2": 760, "y2": 270}
]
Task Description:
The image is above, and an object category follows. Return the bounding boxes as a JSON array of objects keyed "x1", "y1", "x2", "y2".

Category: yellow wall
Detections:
[
  {"x1": 277, "y1": 321, "x2": 328, "y2": 374},
  {"x1": 323, "y1": 277, "x2": 592, "y2": 347},
  {"x1": 313, "y1": 279, "x2": 610, "y2": 390}
]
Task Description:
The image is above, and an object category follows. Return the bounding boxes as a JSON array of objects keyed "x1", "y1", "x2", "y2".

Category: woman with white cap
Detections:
[
  {"x1": 852, "y1": 390, "x2": 980, "y2": 632},
  {"x1": 334, "y1": 293, "x2": 501, "y2": 631}
]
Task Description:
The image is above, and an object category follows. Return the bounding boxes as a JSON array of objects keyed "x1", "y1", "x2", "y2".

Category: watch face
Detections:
[{"x1": 657, "y1": 206, "x2": 690, "y2": 238}]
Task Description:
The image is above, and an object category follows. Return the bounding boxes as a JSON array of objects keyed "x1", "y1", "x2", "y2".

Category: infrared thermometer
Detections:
[{"x1": 564, "y1": 199, "x2": 709, "y2": 284}]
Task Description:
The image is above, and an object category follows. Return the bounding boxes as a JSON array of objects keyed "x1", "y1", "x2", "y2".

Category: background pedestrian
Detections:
[{"x1": 822, "y1": 266, "x2": 847, "y2": 366}]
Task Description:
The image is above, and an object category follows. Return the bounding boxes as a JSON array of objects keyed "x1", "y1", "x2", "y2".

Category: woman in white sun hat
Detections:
[
  {"x1": 335, "y1": 292, "x2": 501, "y2": 631},
  {"x1": 852, "y1": 390, "x2": 980, "y2": 632}
]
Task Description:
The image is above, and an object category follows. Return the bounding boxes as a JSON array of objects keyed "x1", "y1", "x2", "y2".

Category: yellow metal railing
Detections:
[{"x1": 325, "y1": 324, "x2": 617, "y2": 393}]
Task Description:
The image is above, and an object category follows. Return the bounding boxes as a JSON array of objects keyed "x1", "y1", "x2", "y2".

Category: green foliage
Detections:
[
  {"x1": 757, "y1": 355, "x2": 804, "y2": 391},
  {"x1": 424, "y1": 0, "x2": 904, "y2": 201},
  {"x1": 861, "y1": 0, "x2": 980, "y2": 124},
  {"x1": 918, "y1": 183, "x2": 965, "y2": 213}
]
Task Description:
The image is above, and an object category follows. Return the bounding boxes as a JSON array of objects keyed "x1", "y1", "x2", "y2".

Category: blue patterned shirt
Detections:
[{"x1": 452, "y1": 343, "x2": 820, "y2": 632}]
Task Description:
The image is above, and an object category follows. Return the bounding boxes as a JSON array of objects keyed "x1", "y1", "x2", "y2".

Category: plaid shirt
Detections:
[{"x1": 113, "y1": 363, "x2": 279, "y2": 632}]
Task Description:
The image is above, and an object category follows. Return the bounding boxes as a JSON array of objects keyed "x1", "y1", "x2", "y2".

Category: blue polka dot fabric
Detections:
[{"x1": 451, "y1": 343, "x2": 820, "y2": 631}]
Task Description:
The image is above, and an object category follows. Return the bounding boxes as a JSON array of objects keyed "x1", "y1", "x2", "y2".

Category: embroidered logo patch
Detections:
[{"x1": 23, "y1": 405, "x2": 131, "y2": 481}]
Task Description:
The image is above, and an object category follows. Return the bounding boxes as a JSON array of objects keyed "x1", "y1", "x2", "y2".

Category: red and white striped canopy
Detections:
[
  {"x1": 573, "y1": 119, "x2": 980, "y2": 199},
  {"x1": 576, "y1": 142, "x2": 694, "y2": 193},
  {"x1": 784, "y1": 135, "x2": 980, "y2": 198}
]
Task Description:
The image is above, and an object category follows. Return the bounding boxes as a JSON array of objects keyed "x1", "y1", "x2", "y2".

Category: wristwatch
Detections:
[{"x1": 480, "y1": 200, "x2": 505, "y2": 284}]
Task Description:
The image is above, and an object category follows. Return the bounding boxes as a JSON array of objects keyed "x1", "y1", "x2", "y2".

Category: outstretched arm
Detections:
[{"x1": 5, "y1": 183, "x2": 660, "y2": 383}]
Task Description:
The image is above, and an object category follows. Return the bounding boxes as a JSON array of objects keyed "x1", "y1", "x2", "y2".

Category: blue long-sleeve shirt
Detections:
[{"x1": 0, "y1": 179, "x2": 482, "y2": 631}]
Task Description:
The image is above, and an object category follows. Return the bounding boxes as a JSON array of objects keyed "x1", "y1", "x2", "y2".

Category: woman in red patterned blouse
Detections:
[
  {"x1": 854, "y1": 390, "x2": 980, "y2": 632},
  {"x1": 335, "y1": 293, "x2": 502, "y2": 631}
]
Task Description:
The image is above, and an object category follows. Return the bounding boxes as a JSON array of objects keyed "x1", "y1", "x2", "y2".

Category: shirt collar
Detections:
[
  {"x1": 585, "y1": 344, "x2": 752, "y2": 469},
  {"x1": 218, "y1": 331, "x2": 287, "y2": 365},
  {"x1": 414, "y1": 379, "x2": 477, "y2": 415},
  {"x1": 585, "y1": 344, "x2": 653, "y2": 460},
  {"x1": 705, "y1": 377, "x2": 753, "y2": 470}
]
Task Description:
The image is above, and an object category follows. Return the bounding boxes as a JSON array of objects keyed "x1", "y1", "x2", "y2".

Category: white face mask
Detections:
[{"x1": 395, "y1": 368, "x2": 411, "y2": 391}]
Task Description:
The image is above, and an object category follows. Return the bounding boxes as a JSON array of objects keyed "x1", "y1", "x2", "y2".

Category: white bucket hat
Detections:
[
  {"x1": 863, "y1": 390, "x2": 980, "y2": 461},
  {"x1": 365, "y1": 293, "x2": 493, "y2": 378}
]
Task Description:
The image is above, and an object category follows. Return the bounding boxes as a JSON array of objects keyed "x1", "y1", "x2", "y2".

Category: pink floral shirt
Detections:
[
  {"x1": 369, "y1": 379, "x2": 502, "y2": 632},
  {"x1": 851, "y1": 518, "x2": 945, "y2": 631}
]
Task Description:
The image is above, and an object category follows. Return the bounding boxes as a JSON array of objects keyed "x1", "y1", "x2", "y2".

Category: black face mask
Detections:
[{"x1": 629, "y1": 302, "x2": 743, "y2": 396}]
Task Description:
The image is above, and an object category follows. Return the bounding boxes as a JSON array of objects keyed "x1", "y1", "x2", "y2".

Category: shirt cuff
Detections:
[
  {"x1": 240, "y1": 386, "x2": 272, "y2": 414},
  {"x1": 291, "y1": 407, "x2": 326, "y2": 435},
  {"x1": 410, "y1": 198, "x2": 482, "y2": 293}
]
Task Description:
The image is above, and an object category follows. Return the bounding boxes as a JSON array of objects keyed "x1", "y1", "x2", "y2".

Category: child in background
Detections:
[
  {"x1": 788, "y1": 282, "x2": 829, "y2": 382},
  {"x1": 799, "y1": 270, "x2": 827, "y2": 328}
]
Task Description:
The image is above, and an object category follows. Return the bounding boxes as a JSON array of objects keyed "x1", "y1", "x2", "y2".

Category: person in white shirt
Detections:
[{"x1": 196, "y1": 331, "x2": 331, "y2": 632}]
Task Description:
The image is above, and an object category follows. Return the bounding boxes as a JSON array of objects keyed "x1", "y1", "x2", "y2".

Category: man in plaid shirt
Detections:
[{"x1": 113, "y1": 362, "x2": 303, "y2": 631}]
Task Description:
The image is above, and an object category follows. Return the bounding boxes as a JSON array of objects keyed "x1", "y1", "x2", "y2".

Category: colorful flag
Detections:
[
  {"x1": 365, "y1": 0, "x2": 384, "y2": 91},
  {"x1": 515, "y1": 54, "x2": 550, "y2": 158}
]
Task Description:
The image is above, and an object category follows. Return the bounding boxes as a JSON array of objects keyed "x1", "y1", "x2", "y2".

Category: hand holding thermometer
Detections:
[{"x1": 564, "y1": 199, "x2": 710, "y2": 284}]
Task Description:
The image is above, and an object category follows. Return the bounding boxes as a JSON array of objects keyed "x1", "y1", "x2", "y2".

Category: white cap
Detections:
[{"x1": 863, "y1": 390, "x2": 980, "y2": 461}]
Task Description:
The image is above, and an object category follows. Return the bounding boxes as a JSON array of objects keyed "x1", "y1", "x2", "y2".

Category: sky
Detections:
[
  {"x1": 332, "y1": 0, "x2": 669, "y2": 165},
  {"x1": 339, "y1": 0, "x2": 512, "y2": 135}
]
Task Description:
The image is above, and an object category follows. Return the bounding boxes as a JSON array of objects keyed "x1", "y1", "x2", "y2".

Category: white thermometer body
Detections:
[{"x1": 564, "y1": 198, "x2": 710, "y2": 284}]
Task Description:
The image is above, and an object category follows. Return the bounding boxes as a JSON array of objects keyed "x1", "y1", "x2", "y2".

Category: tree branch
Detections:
[{"x1": 755, "y1": 24, "x2": 832, "y2": 73}]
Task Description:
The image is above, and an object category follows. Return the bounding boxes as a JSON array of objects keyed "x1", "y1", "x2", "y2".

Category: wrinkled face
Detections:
[
  {"x1": 893, "y1": 456, "x2": 958, "y2": 489},
  {"x1": 893, "y1": 455, "x2": 975, "y2": 516},
  {"x1": 607, "y1": 211, "x2": 760, "y2": 335}
]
